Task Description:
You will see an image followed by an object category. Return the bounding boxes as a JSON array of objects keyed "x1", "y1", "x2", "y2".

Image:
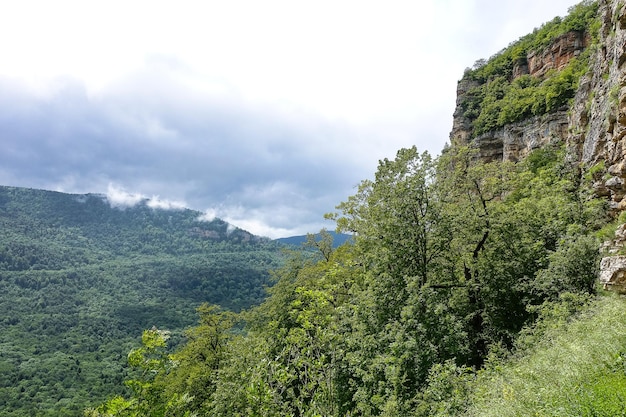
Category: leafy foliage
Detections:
[
  {"x1": 0, "y1": 186, "x2": 284, "y2": 416},
  {"x1": 4, "y1": 5, "x2": 615, "y2": 414},
  {"x1": 461, "y1": 1, "x2": 599, "y2": 137},
  {"x1": 90, "y1": 138, "x2": 611, "y2": 415}
]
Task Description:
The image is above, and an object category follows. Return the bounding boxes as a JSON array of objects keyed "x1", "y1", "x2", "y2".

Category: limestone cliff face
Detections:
[
  {"x1": 450, "y1": 0, "x2": 626, "y2": 290},
  {"x1": 451, "y1": 0, "x2": 626, "y2": 208},
  {"x1": 449, "y1": 28, "x2": 589, "y2": 160},
  {"x1": 526, "y1": 30, "x2": 590, "y2": 78},
  {"x1": 466, "y1": 111, "x2": 570, "y2": 162},
  {"x1": 569, "y1": 0, "x2": 626, "y2": 210}
]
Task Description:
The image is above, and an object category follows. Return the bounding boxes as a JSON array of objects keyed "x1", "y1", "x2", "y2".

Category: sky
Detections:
[{"x1": 0, "y1": 0, "x2": 581, "y2": 238}]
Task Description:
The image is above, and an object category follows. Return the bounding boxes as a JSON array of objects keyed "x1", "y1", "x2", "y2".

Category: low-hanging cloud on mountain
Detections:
[
  {"x1": 0, "y1": 1, "x2": 580, "y2": 238},
  {"x1": 0, "y1": 66, "x2": 389, "y2": 237}
]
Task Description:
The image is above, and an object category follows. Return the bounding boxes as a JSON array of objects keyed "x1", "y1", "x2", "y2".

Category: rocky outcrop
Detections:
[
  {"x1": 599, "y1": 255, "x2": 626, "y2": 291},
  {"x1": 600, "y1": 223, "x2": 626, "y2": 292},
  {"x1": 568, "y1": 0, "x2": 626, "y2": 209},
  {"x1": 471, "y1": 111, "x2": 569, "y2": 162},
  {"x1": 450, "y1": 29, "x2": 585, "y2": 158},
  {"x1": 449, "y1": 77, "x2": 480, "y2": 148},
  {"x1": 452, "y1": 0, "x2": 626, "y2": 207},
  {"x1": 451, "y1": 0, "x2": 626, "y2": 291},
  {"x1": 510, "y1": 30, "x2": 590, "y2": 79},
  {"x1": 527, "y1": 31, "x2": 590, "y2": 78}
]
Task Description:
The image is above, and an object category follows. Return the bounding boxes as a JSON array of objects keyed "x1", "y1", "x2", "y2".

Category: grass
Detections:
[{"x1": 466, "y1": 294, "x2": 626, "y2": 417}]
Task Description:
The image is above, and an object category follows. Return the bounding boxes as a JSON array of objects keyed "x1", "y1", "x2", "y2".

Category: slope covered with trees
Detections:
[
  {"x1": 0, "y1": 186, "x2": 284, "y2": 416},
  {"x1": 85, "y1": 2, "x2": 626, "y2": 415},
  {"x1": 88, "y1": 141, "x2": 615, "y2": 416}
]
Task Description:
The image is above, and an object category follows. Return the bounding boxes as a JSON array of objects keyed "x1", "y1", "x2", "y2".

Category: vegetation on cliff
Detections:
[
  {"x1": 88, "y1": 140, "x2": 617, "y2": 416},
  {"x1": 460, "y1": 0, "x2": 600, "y2": 137}
]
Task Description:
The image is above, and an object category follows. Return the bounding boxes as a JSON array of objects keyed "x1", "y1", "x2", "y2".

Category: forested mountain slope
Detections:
[
  {"x1": 275, "y1": 230, "x2": 353, "y2": 248},
  {"x1": 86, "y1": 1, "x2": 626, "y2": 415},
  {"x1": 0, "y1": 185, "x2": 284, "y2": 415}
]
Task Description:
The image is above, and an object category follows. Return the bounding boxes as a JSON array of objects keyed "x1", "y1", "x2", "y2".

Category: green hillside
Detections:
[
  {"x1": 0, "y1": 186, "x2": 284, "y2": 416},
  {"x1": 275, "y1": 230, "x2": 353, "y2": 248},
  {"x1": 87, "y1": 141, "x2": 615, "y2": 416}
]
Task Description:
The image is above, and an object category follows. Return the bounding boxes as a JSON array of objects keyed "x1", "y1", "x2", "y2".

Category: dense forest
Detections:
[
  {"x1": 6, "y1": 0, "x2": 626, "y2": 415},
  {"x1": 0, "y1": 186, "x2": 285, "y2": 416},
  {"x1": 84, "y1": 1, "x2": 626, "y2": 415},
  {"x1": 87, "y1": 140, "x2": 623, "y2": 416}
]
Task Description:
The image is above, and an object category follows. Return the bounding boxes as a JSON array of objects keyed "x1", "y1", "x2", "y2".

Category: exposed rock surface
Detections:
[
  {"x1": 451, "y1": 0, "x2": 626, "y2": 291},
  {"x1": 471, "y1": 111, "x2": 569, "y2": 162},
  {"x1": 527, "y1": 31, "x2": 590, "y2": 78},
  {"x1": 599, "y1": 255, "x2": 626, "y2": 291},
  {"x1": 450, "y1": 29, "x2": 590, "y2": 161},
  {"x1": 452, "y1": 0, "x2": 626, "y2": 206},
  {"x1": 568, "y1": 0, "x2": 626, "y2": 207},
  {"x1": 600, "y1": 222, "x2": 626, "y2": 293}
]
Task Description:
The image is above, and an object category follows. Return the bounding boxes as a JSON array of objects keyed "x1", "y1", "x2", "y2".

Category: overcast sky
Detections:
[{"x1": 0, "y1": 0, "x2": 580, "y2": 238}]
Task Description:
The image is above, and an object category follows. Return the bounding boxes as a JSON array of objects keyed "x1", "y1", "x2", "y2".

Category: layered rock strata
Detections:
[
  {"x1": 452, "y1": 0, "x2": 626, "y2": 205},
  {"x1": 451, "y1": 0, "x2": 626, "y2": 290}
]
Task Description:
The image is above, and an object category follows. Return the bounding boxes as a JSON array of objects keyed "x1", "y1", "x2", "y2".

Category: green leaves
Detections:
[
  {"x1": 462, "y1": 1, "x2": 599, "y2": 137},
  {"x1": 87, "y1": 134, "x2": 610, "y2": 416}
]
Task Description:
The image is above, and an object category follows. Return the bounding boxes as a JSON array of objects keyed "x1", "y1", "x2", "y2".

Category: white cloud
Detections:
[
  {"x1": 198, "y1": 201, "x2": 334, "y2": 239},
  {"x1": 0, "y1": 0, "x2": 582, "y2": 237},
  {"x1": 105, "y1": 183, "x2": 186, "y2": 210},
  {"x1": 146, "y1": 197, "x2": 187, "y2": 211},
  {"x1": 197, "y1": 209, "x2": 218, "y2": 223},
  {"x1": 106, "y1": 184, "x2": 145, "y2": 208}
]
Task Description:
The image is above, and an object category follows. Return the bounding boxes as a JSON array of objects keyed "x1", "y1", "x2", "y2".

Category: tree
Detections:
[
  {"x1": 160, "y1": 304, "x2": 236, "y2": 412},
  {"x1": 209, "y1": 243, "x2": 360, "y2": 417},
  {"x1": 328, "y1": 147, "x2": 467, "y2": 414},
  {"x1": 85, "y1": 328, "x2": 194, "y2": 417},
  {"x1": 330, "y1": 147, "x2": 451, "y2": 311}
]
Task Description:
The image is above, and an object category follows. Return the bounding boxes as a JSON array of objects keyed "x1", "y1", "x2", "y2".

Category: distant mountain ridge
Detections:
[{"x1": 275, "y1": 230, "x2": 353, "y2": 248}]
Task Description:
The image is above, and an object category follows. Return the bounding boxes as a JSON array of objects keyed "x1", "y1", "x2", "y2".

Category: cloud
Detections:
[
  {"x1": 0, "y1": 70, "x2": 367, "y2": 237},
  {"x1": 0, "y1": 0, "x2": 581, "y2": 238},
  {"x1": 146, "y1": 197, "x2": 187, "y2": 211},
  {"x1": 105, "y1": 184, "x2": 145, "y2": 208},
  {"x1": 104, "y1": 184, "x2": 186, "y2": 210}
]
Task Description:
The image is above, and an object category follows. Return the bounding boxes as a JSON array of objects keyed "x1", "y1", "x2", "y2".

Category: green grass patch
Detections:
[{"x1": 467, "y1": 295, "x2": 626, "y2": 416}]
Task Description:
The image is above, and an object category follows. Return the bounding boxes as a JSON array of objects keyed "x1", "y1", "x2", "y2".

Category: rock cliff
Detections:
[
  {"x1": 570, "y1": 0, "x2": 626, "y2": 208},
  {"x1": 451, "y1": 0, "x2": 626, "y2": 205},
  {"x1": 450, "y1": 0, "x2": 626, "y2": 290},
  {"x1": 526, "y1": 30, "x2": 590, "y2": 78}
]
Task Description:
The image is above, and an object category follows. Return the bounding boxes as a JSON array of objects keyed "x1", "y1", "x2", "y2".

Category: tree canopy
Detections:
[{"x1": 89, "y1": 141, "x2": 612, "y2": 416}]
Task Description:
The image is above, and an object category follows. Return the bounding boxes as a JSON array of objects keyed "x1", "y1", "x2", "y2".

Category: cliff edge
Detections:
[{"x1": 450, "y1": 0, "x2": 626, "y2": 209}]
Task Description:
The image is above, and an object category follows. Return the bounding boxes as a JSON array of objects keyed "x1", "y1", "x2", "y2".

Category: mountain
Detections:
[
  {"x1": 83, "y1": 2, "x2": 626, "y2": 416},
  {"x1": 449, "y1": 0, "x2": 626, "y2": 288},
  {"x1": 275, "y1": 231, "x2": 354, "y2": 248},
  {"x1": 0, "y1": 185, "x2": 285, "y2": 415}
]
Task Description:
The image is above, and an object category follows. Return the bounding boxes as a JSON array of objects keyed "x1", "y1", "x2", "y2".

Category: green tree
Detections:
[
  {"x1": 85, "y1": 328, "x2": 193, "y2": 417},
  {"x1": 160, "y1": 304, "x2": 236, "y2": 413},
  {"x1": 328, "y1": 147, "x2": 467, "y2": 414},
  {"x1": 209, "y1": 242, "x2": 360, "y2": 416}
]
